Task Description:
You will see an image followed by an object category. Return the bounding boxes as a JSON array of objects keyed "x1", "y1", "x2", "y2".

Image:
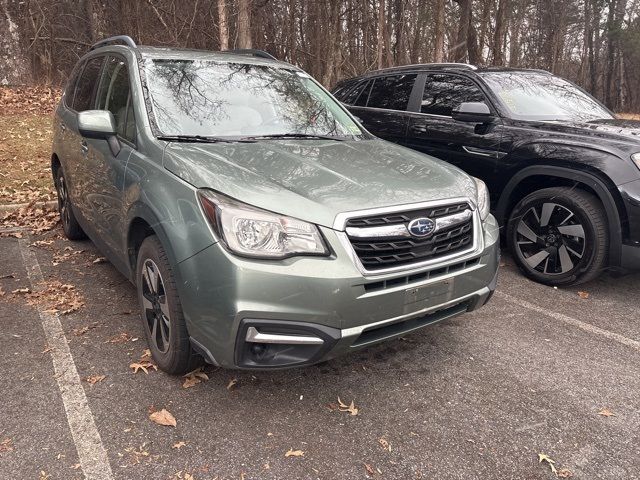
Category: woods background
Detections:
[{"x1": 2, "y1": 0, "x2": 640, "y2": 112}]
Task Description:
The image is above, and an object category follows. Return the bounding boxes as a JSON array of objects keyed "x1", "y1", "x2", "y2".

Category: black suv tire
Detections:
[
  {"x1": 55, "y1": 167, "x2": 86, "y2": 240},
  {"x1": 507, "y1": 187, "x2": 608, "y2": 286},
  {"x1": 136, "y1": 235, "x2": 203, "y2": 375}
]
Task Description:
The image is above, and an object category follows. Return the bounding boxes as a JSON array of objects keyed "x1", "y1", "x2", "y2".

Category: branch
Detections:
[{"x1": 29, "y1": 37, "x2": 92, "y2": 47}]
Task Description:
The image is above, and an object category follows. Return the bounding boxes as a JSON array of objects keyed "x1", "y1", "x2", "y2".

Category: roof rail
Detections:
[
  {"x1": 369, "y1": 62, "x2": 477, "y2": 75},
  {"x1": 90, "y1": 35, "x2": 137, "y2": 51},
  {"x1": 223, "y1": 49, "x2": 277, "y2": 61}
]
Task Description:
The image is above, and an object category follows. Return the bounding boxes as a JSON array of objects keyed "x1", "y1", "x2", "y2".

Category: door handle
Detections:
[{"x1": 80, "y1": 140, "x2": 89, "y2": 155}]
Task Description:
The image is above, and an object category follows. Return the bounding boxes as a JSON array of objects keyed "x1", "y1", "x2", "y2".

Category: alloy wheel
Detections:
[
  {"x1": 57, "y1": 175, "x2": 71, "y2": 228},
  {"x1": 515, "y1": 202, "x2": 587, "y2": 276},
  {"x1": 141, "y1": 259, "x2": 171, "y2": 353}
]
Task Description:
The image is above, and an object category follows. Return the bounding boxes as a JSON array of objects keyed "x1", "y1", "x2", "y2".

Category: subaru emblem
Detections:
[{"x1": 408, "y1": 217, "x2": 436, "y2": 237}]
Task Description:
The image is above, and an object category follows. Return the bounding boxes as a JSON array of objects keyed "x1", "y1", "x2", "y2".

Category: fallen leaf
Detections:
[
  {"x1": 227, "y1": 378, "x2": 238, "y2": 390},
  {"x1": 337, "y1": 396, "x2": 359, "y2": 416},
  {"x1": 577, "y1": 291, "x2": 589, "y2": 299},
  {"x1": 558, "y1": 468, "x2": 573, "y2": 478},
  {"x1": 363, "y1": 463, "x2": 375, "y2": 476},
  {"x1": 0, "y1": 438, "x2": 13, "y2": 453},
  {"x1": 0, "y1": 287, "x2": 5, "y2": 297},
  {"x1": 538, "y1": 453, "x2": 557, "y2": 475},
  {"x1": 149, "y1": 409, "x2": 177, "y2": 427},
  {"x1": 130, "y1": 350, "x2": 158, "y2": 374},
  {"x1": 12, "y1": 287, "x2": 30, "y2": 294},
  {"x1": 86, "y1": 374, "x2": 106, "y2": 385},
  {"x1": 378, "y1": 437, "x2": 391, "y2": 452},
  {"x1": 285, "y1": 448, "x2": 304, "y2": 457},
  {"x1": 598, "y1": 408, "x2": 616, "y2": 417},
  {"x1": 182, "y1": 367, "x2": 209, "y2": 389},
  {"x1": 172, "y1": 441, "x2": 186, "y2": 449},
  {"x1": 92, "y1": 257, "x2": 107, "y2": 264},
  {"x1": 106, "y1": 332, "x2": 133, "y2": 344}
]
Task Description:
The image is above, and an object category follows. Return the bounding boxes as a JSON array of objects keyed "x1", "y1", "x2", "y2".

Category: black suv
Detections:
[{"x1": 333, "y1": 64, "x2": 640, "y2": 286}]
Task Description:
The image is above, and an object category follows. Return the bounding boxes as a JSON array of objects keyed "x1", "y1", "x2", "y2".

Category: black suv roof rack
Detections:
[
  {"x1": 223, "y1": 49, "x2": 277, "y2": 60},
  {"x1": 90, "y1": 35, "x2": 137, "y2": 51}
]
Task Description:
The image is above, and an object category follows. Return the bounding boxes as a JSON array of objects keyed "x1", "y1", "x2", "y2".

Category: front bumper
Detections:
[
  {"x1": 619, "y1": 179, "x2": 640, "y2": 270},
  {"x1": 178, "y1": 214, "x2": 500, "y2": 369}
]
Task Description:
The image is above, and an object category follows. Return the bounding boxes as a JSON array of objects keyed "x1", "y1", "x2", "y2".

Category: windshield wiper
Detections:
[
  {"x1": 157, "y1": 135, "x2": 256, "y2": 144},
  {"x1": 244, "y1": 133, "x2": 345, "y2": 141}
]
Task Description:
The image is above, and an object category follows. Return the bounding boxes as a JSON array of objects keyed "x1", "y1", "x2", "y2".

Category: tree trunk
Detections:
[
  {"x1": 492, "y1": 0, "x2": 509, "y2": 65},
  {"x1": 451, "y1": 0, "x2": 471, "y2": 63},
  {"x1": 433, "y1": 0, "x2": 445, "y2": 62},
  {"x1": 218, "y1": 0, "x2": 229, "y2": 50},
  {"x1": 237, "y1": 0, "x2": 252, "y2": 49},
  {"x1": 0, "y1": 0, "x2": 32, "y2": 85},
  {"x1": 376, "y1": 0, "x2": 385, "y2": 69}
]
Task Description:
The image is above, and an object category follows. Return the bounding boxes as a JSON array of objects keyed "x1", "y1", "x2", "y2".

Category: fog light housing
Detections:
[{"x1": 235, "y1": 320, "x2": 340, "y2": 368}]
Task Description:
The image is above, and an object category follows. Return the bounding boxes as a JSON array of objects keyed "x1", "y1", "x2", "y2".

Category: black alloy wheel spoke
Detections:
[
  {"x1": 141, "y1": 259, "x2": 171, "y2": 353},
  {"x1": 515, "y1": 202, "x2": 586, "y2": 276}
]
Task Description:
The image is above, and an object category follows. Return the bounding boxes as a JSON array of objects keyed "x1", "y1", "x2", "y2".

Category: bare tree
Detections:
[
  {"x1": 0, "y1": 0, "x2": 32, "y2": 85},
  {"x1": 237, "y1": 0, "x2": 252, "y2": 48},
  {"x1": 218, "y1": 0, "x2": 229, "y2": 50}
]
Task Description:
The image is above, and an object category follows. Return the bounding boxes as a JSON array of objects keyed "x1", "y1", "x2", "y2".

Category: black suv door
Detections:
[
  {"x1": 404, "y1": 73, "x2": 504, "y2": 191},
  {"x1": 338, "y1": 73, "x2": 418, "y2": 145}
]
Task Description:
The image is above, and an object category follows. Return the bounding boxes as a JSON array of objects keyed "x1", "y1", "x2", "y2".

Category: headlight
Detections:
[
  {"x1": 632, "y1": 153, "x2": 640, "y2": 170},
  {"x1": 473, "y1": 177, "x2": 491, "y2": 220},
  {"x1": 198, "y1": 190, "x2": 329, "y2": 259}
]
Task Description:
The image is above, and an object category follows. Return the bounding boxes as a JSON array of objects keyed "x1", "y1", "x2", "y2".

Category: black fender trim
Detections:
[
  {"x1": 124, "y1": 202, "x2": 181, "y2": 282},
  {"x1": 495, "y1": 165, "x2": 623, "y2": 268}
]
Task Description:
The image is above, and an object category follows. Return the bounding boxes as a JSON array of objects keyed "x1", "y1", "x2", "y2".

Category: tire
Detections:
[
  {"x1": 506, "y1": 187, "x2": 608, "y2": 286},
  {"x1": 135, "y1": 235, "x2": 203, "y2": 374},
  {"x1": 55, "y1": 167, "x2": 86, "y2": 240}
]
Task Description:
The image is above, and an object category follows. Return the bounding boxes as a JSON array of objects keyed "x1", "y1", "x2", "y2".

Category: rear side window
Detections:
[
  {"x1": 421, "y1": 74, "x2": 485, "y2": 116},
  {"x1": 366, "y1": 74, "x2": 417, "y2": 111},
  {"x1": 354, "y1": 80, "x2": 371, "y2": 107},
  {"x1": 73, "y1": 57, "x2": 104, "y2": 111},
  {"x1": 340, "y1": 81, "x2": 369, "y2": 106},
  {"x1": 96, "y1": 56, "x2": 136, "y2": 143}
]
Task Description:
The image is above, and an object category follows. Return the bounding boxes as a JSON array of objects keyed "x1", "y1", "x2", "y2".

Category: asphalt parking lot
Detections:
[{"x1": 0, "y1": 225, "x2": 638, "y2": 480}]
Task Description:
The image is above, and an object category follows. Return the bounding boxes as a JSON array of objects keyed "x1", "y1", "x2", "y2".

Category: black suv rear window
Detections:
[{"x1": 367, "y1": 74, "x2": 417, "y2": 111}]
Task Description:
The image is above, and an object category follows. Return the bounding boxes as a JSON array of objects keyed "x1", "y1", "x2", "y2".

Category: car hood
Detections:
[
  {"x1": 543, "y1": 118, "x2": 640, "y2": 143},
  {"x1": 162, "y1": 139, "x2": 476, "y2": 229}
]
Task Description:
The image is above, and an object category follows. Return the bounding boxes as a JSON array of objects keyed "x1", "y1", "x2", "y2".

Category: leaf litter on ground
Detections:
[
  {"x1": 182, "y1": 367, "x2": 209, "y2": 389},
  {"x1": 149, "y1": 408, "x2": 177, "y2": 427}
]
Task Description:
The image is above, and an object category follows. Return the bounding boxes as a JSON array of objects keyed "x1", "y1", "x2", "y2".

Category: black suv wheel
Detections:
[{"x1": 507, "y1": 187, "x2": 608, "y2": 286}]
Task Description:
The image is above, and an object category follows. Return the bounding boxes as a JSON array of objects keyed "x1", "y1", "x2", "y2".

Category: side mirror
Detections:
[
  {"x1": 452, "y1": 102, "x2": 495, "y2": 124},
  {"x1": 77, "y1": 110, "x2": 121, "y2": 156}
]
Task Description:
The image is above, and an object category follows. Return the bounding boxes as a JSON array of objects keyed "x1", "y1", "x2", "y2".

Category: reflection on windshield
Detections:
[
  {"x1": 480, "y1": 72, "x2": 613, "y2": 122},
  {"x1": 144, "y1": 59, "x2": 363, "y2": 138}
]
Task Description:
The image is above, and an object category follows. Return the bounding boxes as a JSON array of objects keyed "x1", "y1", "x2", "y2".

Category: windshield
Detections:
[
  {"x1": 143, "y1": 59, "x2": 363, "y2": 139},
  {"x1": 480, "y1": 72, "x2": 613, "y2": 122}
]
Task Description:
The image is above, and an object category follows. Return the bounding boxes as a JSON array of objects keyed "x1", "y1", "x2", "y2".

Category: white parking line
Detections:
[
  {"x1": 18, "y1": 238, "x2": 114, "y2": 480},
  {"x1": 496, "y1": 290, "x2": 640, "y2": 352}
]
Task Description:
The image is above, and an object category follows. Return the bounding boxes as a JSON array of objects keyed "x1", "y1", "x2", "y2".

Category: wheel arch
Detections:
[
  {"x1": 125, "y1": 203, "x2": 181, "y2": 283},
  {"x1": 495, "y1": 165, "x2": 625, "y2": 268},
  {"x1": 51, "y1": 154, "x2": 61, "y2": 179}
]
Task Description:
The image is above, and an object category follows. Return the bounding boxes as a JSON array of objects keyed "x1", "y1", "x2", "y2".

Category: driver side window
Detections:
[
  {"x1": 421, "y1": 74, "x2": 486, "y2": 117},
  {"x1": 96, "y1": 56, "x2": 136, "y2": 144}
]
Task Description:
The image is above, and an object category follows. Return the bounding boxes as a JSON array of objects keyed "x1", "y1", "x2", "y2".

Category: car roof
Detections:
[
  {"x1": 348, "y1": 63, "x2": 552, "y2": 81},
  {"x1": 87, "y1": 43, "x2": 296, "y2": 70}
]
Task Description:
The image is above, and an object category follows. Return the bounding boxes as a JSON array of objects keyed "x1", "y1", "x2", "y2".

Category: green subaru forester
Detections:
[{"x1": 51, "y1": 36, "x2": 499, "y2": 374}]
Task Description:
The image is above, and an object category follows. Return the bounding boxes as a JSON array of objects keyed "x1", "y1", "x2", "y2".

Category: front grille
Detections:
[
  {"x1": 345, "y1": 202, "x2": 468, "y2": 227},
  {"x1": 345, "y1": 203, "x2": 475, "y2": 271}
]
